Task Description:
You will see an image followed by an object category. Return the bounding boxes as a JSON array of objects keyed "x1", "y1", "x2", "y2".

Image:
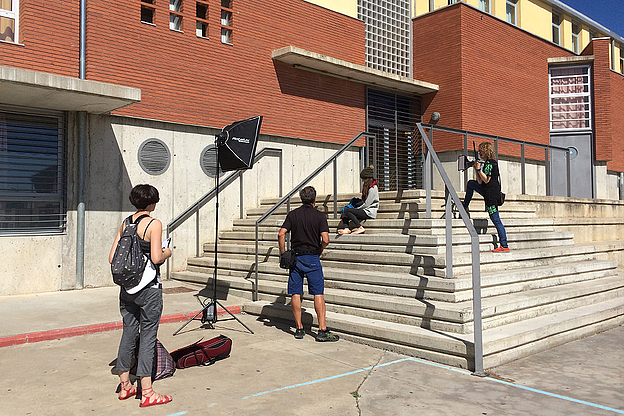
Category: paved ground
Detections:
[{"x1": 0, "y1": 281, "x2": 622, "y2": 416}]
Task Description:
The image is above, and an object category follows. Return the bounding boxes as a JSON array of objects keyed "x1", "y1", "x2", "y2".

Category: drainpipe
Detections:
[{"x1": 76, "y1": 0, "x2": 87, "y2": 289}]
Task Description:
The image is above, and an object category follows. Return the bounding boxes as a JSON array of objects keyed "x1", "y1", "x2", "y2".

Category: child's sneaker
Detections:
[
  {"x1": 492, "y1": 246, "x2": 510, "y2": 252},
  {"x1": 316, "y1": 329, "x2": 339, "y2": 342}
]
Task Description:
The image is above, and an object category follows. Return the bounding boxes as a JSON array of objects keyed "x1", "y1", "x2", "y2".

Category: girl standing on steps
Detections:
[
  {"x1": 338, "y1": 165, "x2": 379, "y2": 235},
  {"x1": 109, "y1": 184, "x2": 173, "y2": 407}
]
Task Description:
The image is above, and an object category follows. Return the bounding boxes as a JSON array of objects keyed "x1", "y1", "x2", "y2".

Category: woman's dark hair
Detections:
[
  {"x1": 129, "y1": 184, "x2": 160, "y2": 210},
  {"x1": 361, "y1": 178, "x2": 376, "y2": 201}
]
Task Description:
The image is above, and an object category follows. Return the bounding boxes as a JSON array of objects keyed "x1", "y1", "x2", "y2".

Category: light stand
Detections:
[{"x1": 173, "y1": 132, "x2": 254, "y2": 336}]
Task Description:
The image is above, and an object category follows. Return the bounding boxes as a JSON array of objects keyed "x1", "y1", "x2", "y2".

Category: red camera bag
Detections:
[{"x1": 170, "y1": 335, "x2": 232, "y2": 369}]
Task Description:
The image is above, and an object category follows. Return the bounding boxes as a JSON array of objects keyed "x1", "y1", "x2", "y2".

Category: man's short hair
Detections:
[{"x1": 299, "y1": 186, "x2": 316, "y2": 204}]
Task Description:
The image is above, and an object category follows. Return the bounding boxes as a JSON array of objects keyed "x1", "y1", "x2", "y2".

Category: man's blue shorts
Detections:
[{"x1": 288, "y1": 254, "x2": 324, "y2": 295}]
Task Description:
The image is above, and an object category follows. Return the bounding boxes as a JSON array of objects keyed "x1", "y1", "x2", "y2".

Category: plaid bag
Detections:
[{"x1": 130, "y1": 338, "x2": 176, "y2": 381}]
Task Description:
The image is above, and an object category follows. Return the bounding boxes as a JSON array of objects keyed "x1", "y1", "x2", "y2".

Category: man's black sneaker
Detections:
[
  {"x1": 316, "y1": 329, "x2": 339, "y2": 342},
  {"x1": 294, "y1": 328, "x2": 305, "y2": 339}
]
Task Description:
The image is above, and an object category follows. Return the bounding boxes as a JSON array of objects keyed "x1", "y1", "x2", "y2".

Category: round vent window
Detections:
[
  {"x1": 200, "y1": 144, "x2": 224, "y2": 178},
  {"x1": 138, "y1": 139, "x2": 171, "y2": 175}
]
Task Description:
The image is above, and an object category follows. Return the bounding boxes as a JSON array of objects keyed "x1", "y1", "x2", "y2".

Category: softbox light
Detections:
[{"x1": 217, "y1": 116, "x2": 262, "y2": 172}]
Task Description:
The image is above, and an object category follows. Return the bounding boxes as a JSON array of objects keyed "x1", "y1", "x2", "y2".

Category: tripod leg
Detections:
[
  {"x1": 173, "y1": 308, "x2": 204, "y2": 336},
  {"x1": 215, "y1": 300, "x2": 254, "y2": 334}
]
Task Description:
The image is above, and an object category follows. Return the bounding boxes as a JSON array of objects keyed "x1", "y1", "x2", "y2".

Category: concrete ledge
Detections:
[
  {"x1": 0, "y1": 65, "x2": 141, "y2": 113},
  {"x1": 272, "y1": 46, "x2": 438, "y2": 94}
]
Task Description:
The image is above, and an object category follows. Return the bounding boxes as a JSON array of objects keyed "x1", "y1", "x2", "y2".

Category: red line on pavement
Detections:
[{"x1": 0, "y1": 306, "x2": 242, "y2": 348}]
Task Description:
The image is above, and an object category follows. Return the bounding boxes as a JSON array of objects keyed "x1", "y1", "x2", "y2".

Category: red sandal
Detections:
[
  {"x1": 139, "y1": 387, "x2": 172, "y2": 408},
  {"x1": 118, "y1": 380, "x2": 137, "y2": 400}
]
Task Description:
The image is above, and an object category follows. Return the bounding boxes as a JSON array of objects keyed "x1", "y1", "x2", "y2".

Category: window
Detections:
[
  {"x1": 220, "y1": 0, "x2": 232, "y2": 44},
  {"x1": 196, "y1": 1, "x2": 208, "y2": 38},
  {"x1": 572, "y1": 22, "x2": 579, "y2": 53},
  {"x1": 357, "y1": 0, "x2": 411, "y2": 77},
  {"x1": 448, "y1": 0, "x2": 457, "y2": 4},
  {"x1": 0, "y1": 109, "x2": 66, "y2": 234},
  {"x1": 141, "y1": 0, "x2": 155, "y2": 24},
  {"x1": 611, "y1": 39, "x2": 616, "y2": 71},
  {"x1": 620, "y1": 45, "x2": 624, "y2": 74},
  {"x1": 479, "y1": 0, "x2": 489, "y2": 13},
  {"x1": 549, "y1": 66, "x2": 592, "y2": 131},
  {"x1": 506, "y1": 0, "x2": 517, "y2": 25},
  {"x1": 170, "y1": 0, "x2": 182, "y2": 31},
  {"x1": 552, "y1": 12, "x2": 560, "y2": 45},
  {"x1": 0, "y1": 0, "x2": 18, "y2": 42}
]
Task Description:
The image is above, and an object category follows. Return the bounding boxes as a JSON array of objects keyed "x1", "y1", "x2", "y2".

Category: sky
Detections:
[{"x1": 560, "y1": 0, "x2": 624, "y2": 38}]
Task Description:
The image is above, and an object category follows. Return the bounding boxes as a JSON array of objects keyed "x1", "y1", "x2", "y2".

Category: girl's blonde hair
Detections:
[{"x1": 478, "y1": 142, "x2": 495, "y2": 160}]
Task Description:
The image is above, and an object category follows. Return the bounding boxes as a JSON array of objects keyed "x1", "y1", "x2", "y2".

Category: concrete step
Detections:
[
  {"x1": 239, "y1": 295, "x2": 624, "y2": 370},
  {"x1": 230, "y1": 217, "x2": 557, "y2": 236},
  {"x1": 213, "y1": 230, "x2": 574, "y2": 255},
  {"x1": 183, "y1": 258, "x2": 617, "y2": 303},
  {"x1": 172, "y1": 268, "x2": 623, "y2": 334},
  {"x1": 194, "y1": 241, "x2": 621, "y2": 278}
]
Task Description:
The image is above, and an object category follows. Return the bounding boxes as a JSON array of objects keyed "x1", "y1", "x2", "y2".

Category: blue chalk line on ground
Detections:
[
  {"x1": 170, "y1": 356, "x2": 624, "y2": 415},
  {"x1": 240, "y1": 358, "x2": 413, "y2": 399},
  {"x1": 406, "y1": 357, "x2": 624, "y2": 415}
]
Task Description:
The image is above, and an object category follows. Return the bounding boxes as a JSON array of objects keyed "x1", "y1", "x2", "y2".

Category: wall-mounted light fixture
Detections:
[{"x1": 430, "y1": 112, "x2": 441, "y2": 123}]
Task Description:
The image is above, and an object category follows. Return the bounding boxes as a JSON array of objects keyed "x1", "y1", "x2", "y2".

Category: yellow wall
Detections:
[
  {"x1": 413, "y1": 0, "x2": 429, "y2": 16},
  {"x1": 560, "y1": 16, "x2": 572, "y2": 49},
  {"x1": 304, "y1": 0, "x2": 357, "y2": 18},
  {"x1": 520, "y1": 0, "x2": 551, "y2": 40}
]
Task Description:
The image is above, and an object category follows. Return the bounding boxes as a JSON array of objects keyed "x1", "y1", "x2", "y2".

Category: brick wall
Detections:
[
  {"x1": 591, "y1": 38, "x2": 613, "y2": 163},
  {"x1": 0, "y1": 0, "x2": 79, "y2": 76},
  {"x1": 86, "y1": 0, "x2": 367, "y2": 143},
  {"x1": 0, "y1": 0, "x2": 366, "y2": 144},
  {"x1": 413, "y1": 4, "x2": 576, "y2": 159},
  {"x1": 607, "y1": 70, "x2": 624, "y2": 171}
]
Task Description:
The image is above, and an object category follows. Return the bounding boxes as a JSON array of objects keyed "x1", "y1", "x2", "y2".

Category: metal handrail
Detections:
[
  {"x1": 421, "y1": 123, "x2": 571, "y2": 199},
  {"x1": 253, "y1": 132, "x2": 373, "y2": 301},
  {"x1": 166, "y1": 147, "x2": 283, "y2": 257},
  {"x1": 416, "y1": 123, "x2": 485, "y2": 376}
]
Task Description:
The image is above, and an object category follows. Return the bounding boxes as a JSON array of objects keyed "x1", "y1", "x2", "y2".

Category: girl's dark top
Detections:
[{"x1": 481, "y1": 159, "x2": 501, "y2": 208}]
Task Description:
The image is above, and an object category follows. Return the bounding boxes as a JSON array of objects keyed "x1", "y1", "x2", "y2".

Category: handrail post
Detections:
[
  {"x1": 279, "y1": 152, "x2": 283, "y2": 198},
  {"x1": 333, "y1": 159, "x2": 338, "y2": 219},
  {"x1": 425, "y1": 145, "x2": 432, "y2": 219},
  {"x1": 521, "y1": 143, "x2": 526, "y2": 195},
  {"x1": 196, "y1": 211, "x2": 200, "y2": 257},
  {"x1": 566, "y1": 149, "x2": 571, "y2": 198},
  {"x1": 463, "y1": 132, "x2": 468, "y2": 190},
  {"x1": 471, "y1": 235, "x2": 484, "y2": 376},
  {"x1": 239, "y1": 171, "x2": 244, "y2": 219},
  {"x1": 416, "y1": 123, "x2": 484, "y2": 376},
  {"x1": 545, "y1": 148, "x2": 550, "y2": 196},
  {"x1": 445, "y1": 186, "x2": 453, "y2": 279},
  {"x1": 254, "y1": 224, "x2": 259, "y2": 301}
]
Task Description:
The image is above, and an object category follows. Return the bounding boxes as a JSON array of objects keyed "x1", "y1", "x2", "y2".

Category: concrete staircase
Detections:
[{"x1": 172, "y1": 189, "x2": 624, "y2": 370}]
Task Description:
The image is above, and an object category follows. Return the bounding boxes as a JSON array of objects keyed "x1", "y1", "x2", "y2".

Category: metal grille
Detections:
[
  {"x1": 0, "y1": 109, "x2": 66, "y2": 234},
  {"x1": 138, "y1": 138, "x2": 171, "y2": 175},
  {"x1": 357, "y1": 0, "x2": 411, "y2": 77},
  {"x1": 366, "y1": 89, "x2": 422, "y2": 191},
  {"x1": 200, "y1": 144, "x2": 223, "y2": 178}
]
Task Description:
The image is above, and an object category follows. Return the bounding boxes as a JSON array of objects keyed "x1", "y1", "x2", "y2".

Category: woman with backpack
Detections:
[
  {"x1": 108, "y1": 184, "x2": 173, "y2": 407},
  {"x1": 337, "y1": 165, "x2": 379, "y2": 235},
  {"x1": 461, "y1": 142, "x2": 509, "y2": 252}
]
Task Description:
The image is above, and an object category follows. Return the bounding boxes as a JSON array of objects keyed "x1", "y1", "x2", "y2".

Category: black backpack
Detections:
[{"x1": 111, "y1": 215, "x2": 149, "y2": 289}]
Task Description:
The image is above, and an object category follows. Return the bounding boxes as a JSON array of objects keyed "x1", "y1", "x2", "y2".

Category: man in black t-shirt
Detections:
[{"x1": 278, "y1": 186, "x2": 338, "y2": 342}]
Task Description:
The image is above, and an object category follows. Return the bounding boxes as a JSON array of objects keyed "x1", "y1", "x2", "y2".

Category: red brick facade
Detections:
[
  {"x1": 414, "y1": 4, "x2": 575, "y2": 156},
  {"x1": 0, "y1": 0, "x2": 79, "y2": 75},
  {"x1": 607, "y1": 70, "x2": 624, "y2": 171},
  {"x1": 1, "y1": 0, "x2": 366, "y2": 144}
]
